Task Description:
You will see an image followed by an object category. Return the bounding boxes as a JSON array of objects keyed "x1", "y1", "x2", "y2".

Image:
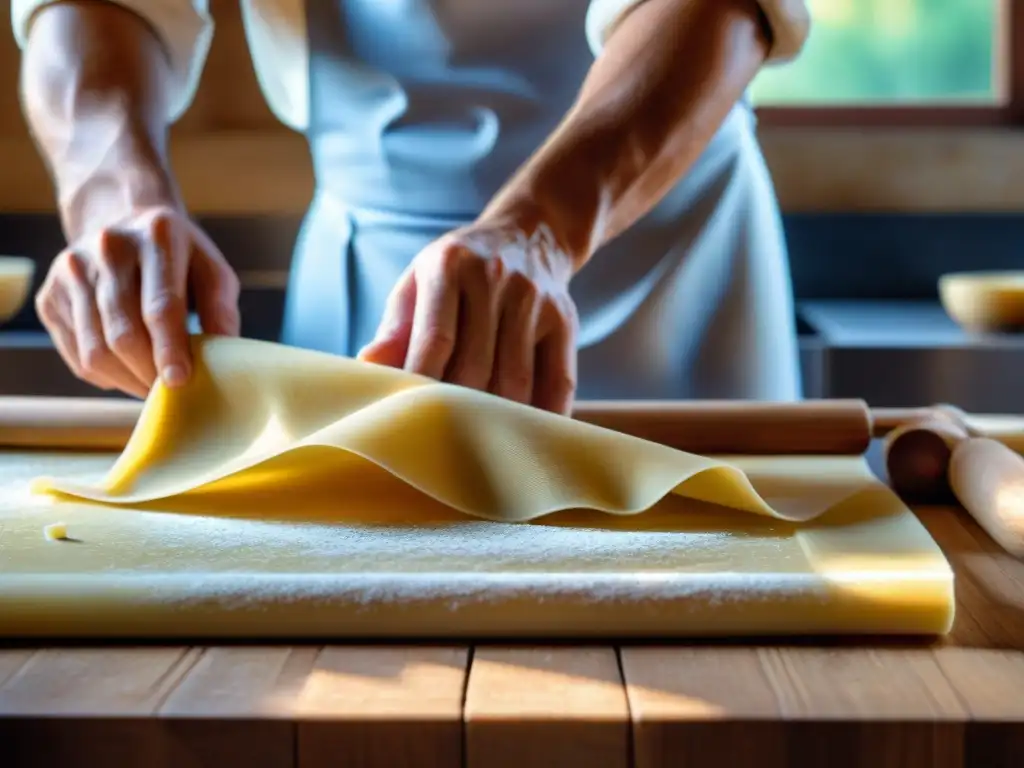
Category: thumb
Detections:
[{"x1": 358, "y1": 269, "x2": 416, "y2": 367}]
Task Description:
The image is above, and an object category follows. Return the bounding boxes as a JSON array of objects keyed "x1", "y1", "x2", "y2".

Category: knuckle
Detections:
[
  {"x1": 552, "y1": 372, "x2": 577, "y2": 398},
  {"x1": 504, "y1": 370, "x2": 534, "y2": 394},
  {"x1": 434, "y1": 243, "x2": 465, "y2": 276},
  {"x1": 148, "y1": 205, "x2": 178, "y2": 226},
  {"x1": 507, "y1": 271, "x2": 539, "y2": 301},
  {"x1": 451, "y1": 358, "x2": 488, "y2": 382},
  {"x1": 482, "y1": 257, "x2": 507, "y2": 288},
  {"x1": 95, "y1": 247, "x2": 119, "y2": 272},
  {"x1": 76, "y1": 370, "x2": 112, "y2": 391},
  {"x1": 552, "y1": 295, "x2": 579, "y2": 330},
  {"x1": 54, "y1": 249, "x2": 81, "y2": 275},
  {"x1": 106, "y1": 322, "x2": 142, "y2": 354},
  {"x1": 142, "y1": 292, "x2": 186, "y2": 326},
  {"x1": 33, "y1": 289, "x2": 51, "y2": 319},
  {"x1": 145, "y1": 206, "x2": 181, "y2": 239},
  {"x1": 78, "y1": 343, "x2": 110, "y2": 376},
  {"x1": 95, "y1": 279, "x2": 128, "y2": 311},
  {"x1": 34, "y1": 281, "x2": 63, "y2": 324},
  {"x1": 419, "y1": 328, "x2": 456, "y2": 360},
  {"x1": 457, "y1": 251, "x2": 487, "y2": 279},
  {"x1": 95, "y1": 233, "x2": 130, "y2": 270}
]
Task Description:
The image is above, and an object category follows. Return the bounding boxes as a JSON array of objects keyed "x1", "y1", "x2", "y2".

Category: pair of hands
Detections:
[{"x1": 36, "y1": 207, "x2": 580, "y2": 413}]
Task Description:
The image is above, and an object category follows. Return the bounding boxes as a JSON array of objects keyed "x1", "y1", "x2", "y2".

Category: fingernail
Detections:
[{"x1": 161, "y1": 364, "x2": 188, "y2": 387}]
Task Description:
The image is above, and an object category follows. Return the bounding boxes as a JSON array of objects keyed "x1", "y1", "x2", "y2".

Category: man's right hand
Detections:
[{"x1": 35, "y1": 207, "x2": 241, "y2": 399}]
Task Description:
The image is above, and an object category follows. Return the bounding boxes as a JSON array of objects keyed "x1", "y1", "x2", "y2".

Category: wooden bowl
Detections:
[
  {"x1": 0, "y1": 257, "x2": 35, "y2": 324},
  {"x1": 939, "y1": 271, "x2": 1024, "y2": 332}
]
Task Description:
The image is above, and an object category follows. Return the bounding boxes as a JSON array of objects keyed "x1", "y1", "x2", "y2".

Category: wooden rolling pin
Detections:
[
  {"x1": 573, "y1": 399, "x2": 873, "y2": 455},
  {"x1": 2, "y1": 395, "x2": 1023, "y2": 456},
  {"x1": 0, "y1": 397, "x2": 145, "y2": 450},
  {"x1": 0, "y1": 396, "x2": 876, "y2": 455},
  {"x1": 885, "y1": 407, "x2": 1024, "y2": 558}
]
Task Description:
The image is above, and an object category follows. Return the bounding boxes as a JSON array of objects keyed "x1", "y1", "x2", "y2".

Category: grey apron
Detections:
[{"x1": 281, "y1": 0, "x2": 802, "y2": 401}]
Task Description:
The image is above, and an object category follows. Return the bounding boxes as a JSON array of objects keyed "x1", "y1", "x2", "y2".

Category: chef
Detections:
[{"x1": 13, "y1": 0, "x2": 809, "y2": 414}]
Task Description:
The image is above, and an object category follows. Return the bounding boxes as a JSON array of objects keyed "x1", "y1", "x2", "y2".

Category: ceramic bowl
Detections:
[
  {"x1": 939, "y1": 271, "x2": 1024, "y2": 333},
  {"x1": 0, "y1": 256, "x2": 36, "y2": 324}
]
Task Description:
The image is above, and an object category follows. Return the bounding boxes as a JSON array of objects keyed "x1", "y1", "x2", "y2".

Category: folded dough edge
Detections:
[{"x1": 32, "y1": 336, "x2": 869, "y2": 523}]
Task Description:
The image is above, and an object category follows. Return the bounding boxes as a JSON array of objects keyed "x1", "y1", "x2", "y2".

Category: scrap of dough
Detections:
[
  {"x1": 43, "y1": 522, "x2": 68, "y2": 541},
  {"x1": 32, "y1": 336, "x2": 869, "y2": 523}
]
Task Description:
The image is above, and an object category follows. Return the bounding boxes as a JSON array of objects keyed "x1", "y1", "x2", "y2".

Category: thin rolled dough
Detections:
[{"x1": 34, "y1": 336, "x2": 869, "y2": 523}]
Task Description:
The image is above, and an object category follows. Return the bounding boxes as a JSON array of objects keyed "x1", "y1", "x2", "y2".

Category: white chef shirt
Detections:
[{"x1": 11, "y1": 0, "x2": 810, "y2": 129}]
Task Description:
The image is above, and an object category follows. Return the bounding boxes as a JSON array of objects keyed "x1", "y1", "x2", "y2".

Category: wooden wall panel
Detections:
[
  {"x1": 175, "y1": 0, "x2": 281, "y2": 133},
  {"x1": 2, "y1": 2, "x2": 1024, "y2": 215}
]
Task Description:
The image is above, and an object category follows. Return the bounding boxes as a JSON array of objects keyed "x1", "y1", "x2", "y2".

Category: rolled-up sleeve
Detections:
[
  {"x1": 11, "y1": 0, "x2": 214, "y2": 122},
  {"x1": 586, "y1": 0, "x2": 811, "y2": 63}
]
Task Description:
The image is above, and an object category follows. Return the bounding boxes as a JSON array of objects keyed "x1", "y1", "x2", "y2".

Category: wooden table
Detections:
[{"x1": 1, "y1": 505, "x2": 1022, "y2": 768}]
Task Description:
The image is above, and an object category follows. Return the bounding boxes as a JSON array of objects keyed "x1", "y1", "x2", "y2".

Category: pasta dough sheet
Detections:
[
  {"x1": 8, "y1": 336, "x2": 954, "y2": 638},
  {"x1": 34, "y1": 336, "x2": 868, "y2": 523},
  {"x1": 1, "y1": 450, "x2": 953, "y2": 639}
]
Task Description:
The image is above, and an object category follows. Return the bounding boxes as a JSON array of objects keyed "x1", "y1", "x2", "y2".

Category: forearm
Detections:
[
  {"x1": 481, "y1": 0, "x2": 771, "y2": 269},
  {"x1": 20, "y1": 1, "x2": 180, "y2": 241}
]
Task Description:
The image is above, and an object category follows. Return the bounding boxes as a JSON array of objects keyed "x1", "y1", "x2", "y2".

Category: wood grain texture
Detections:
[
  {"x1": 622, "y1": 647, "x2": 786, "y2": 768},
  {"x1": 759, "y1": 648, "x2": 965, "y2": 721},
  {"x1": 161, "y1": 645, "x2": 470, "y2": 768},
  {"x1": 921, "y1": 505, "x2": 1024, "y2": 768},
  {"x1": 294, "y1": 646, "x2": 468, "y2": 768},
  {"x1": 0, "y1": 647, "x2": 201, "y2": 768},
  {"x1": 917, "y1": 506, "x2": 1024, "y2": 649},
  {"x1": 761, "y1": 128, "x2": 1024, "y2": 213},
  {"x1": 934, "y1": 649, "x2": 1024, "y2": 768},
  {"x1": 760, "y1": 648, "x2": 966, "y2": 768},
  {"x1": 574, "y1": 399, "x2": 872, "y2": 455},
  {"x1": 464, "y1": 647, "x2": 630, "y2": 768},
  {"x1": 624, "y1": 646, "x2": 967, "y2": 768},
  {"x1": 0, "y1": 647, "x2": 198, "y2": 715},
  {"x1": 6, "y1": 508, "x2": 1024, "y2": 767},
  {"x1": 158, "y1": 647, "x2": 313, "y2": 768},
  {"x1": 160, "y1": 646, "x2": 316, "y2": 717}
]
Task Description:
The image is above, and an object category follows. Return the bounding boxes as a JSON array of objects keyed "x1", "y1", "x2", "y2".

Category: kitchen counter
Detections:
[
  {"x1": 2, "y1": 298, "x2": 1021, "y2": 412},
  {"x1": 0, "y1": 503, "x2": 1020, "y2": 768},
  {"x1": 798, "y1": 300, "x2": 1024, "y2": 412},
  {"x1": 799, "y1": 300, "x2": 1024, "y2": 348}
]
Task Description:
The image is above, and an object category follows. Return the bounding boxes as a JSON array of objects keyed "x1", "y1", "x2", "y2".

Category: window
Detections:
[{"x1": 752, "y1": 0, "x2": 1011, "y2": 125}]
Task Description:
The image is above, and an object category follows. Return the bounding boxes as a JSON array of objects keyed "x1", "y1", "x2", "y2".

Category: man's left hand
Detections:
[{"x1": 357, "y1": 218, "x2": 579, "y2": 415}]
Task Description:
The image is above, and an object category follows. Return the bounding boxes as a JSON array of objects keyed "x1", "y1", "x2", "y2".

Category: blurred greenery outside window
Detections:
[{"x1": 751, "y1": 0, "x2": 999, "y2": 105}]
